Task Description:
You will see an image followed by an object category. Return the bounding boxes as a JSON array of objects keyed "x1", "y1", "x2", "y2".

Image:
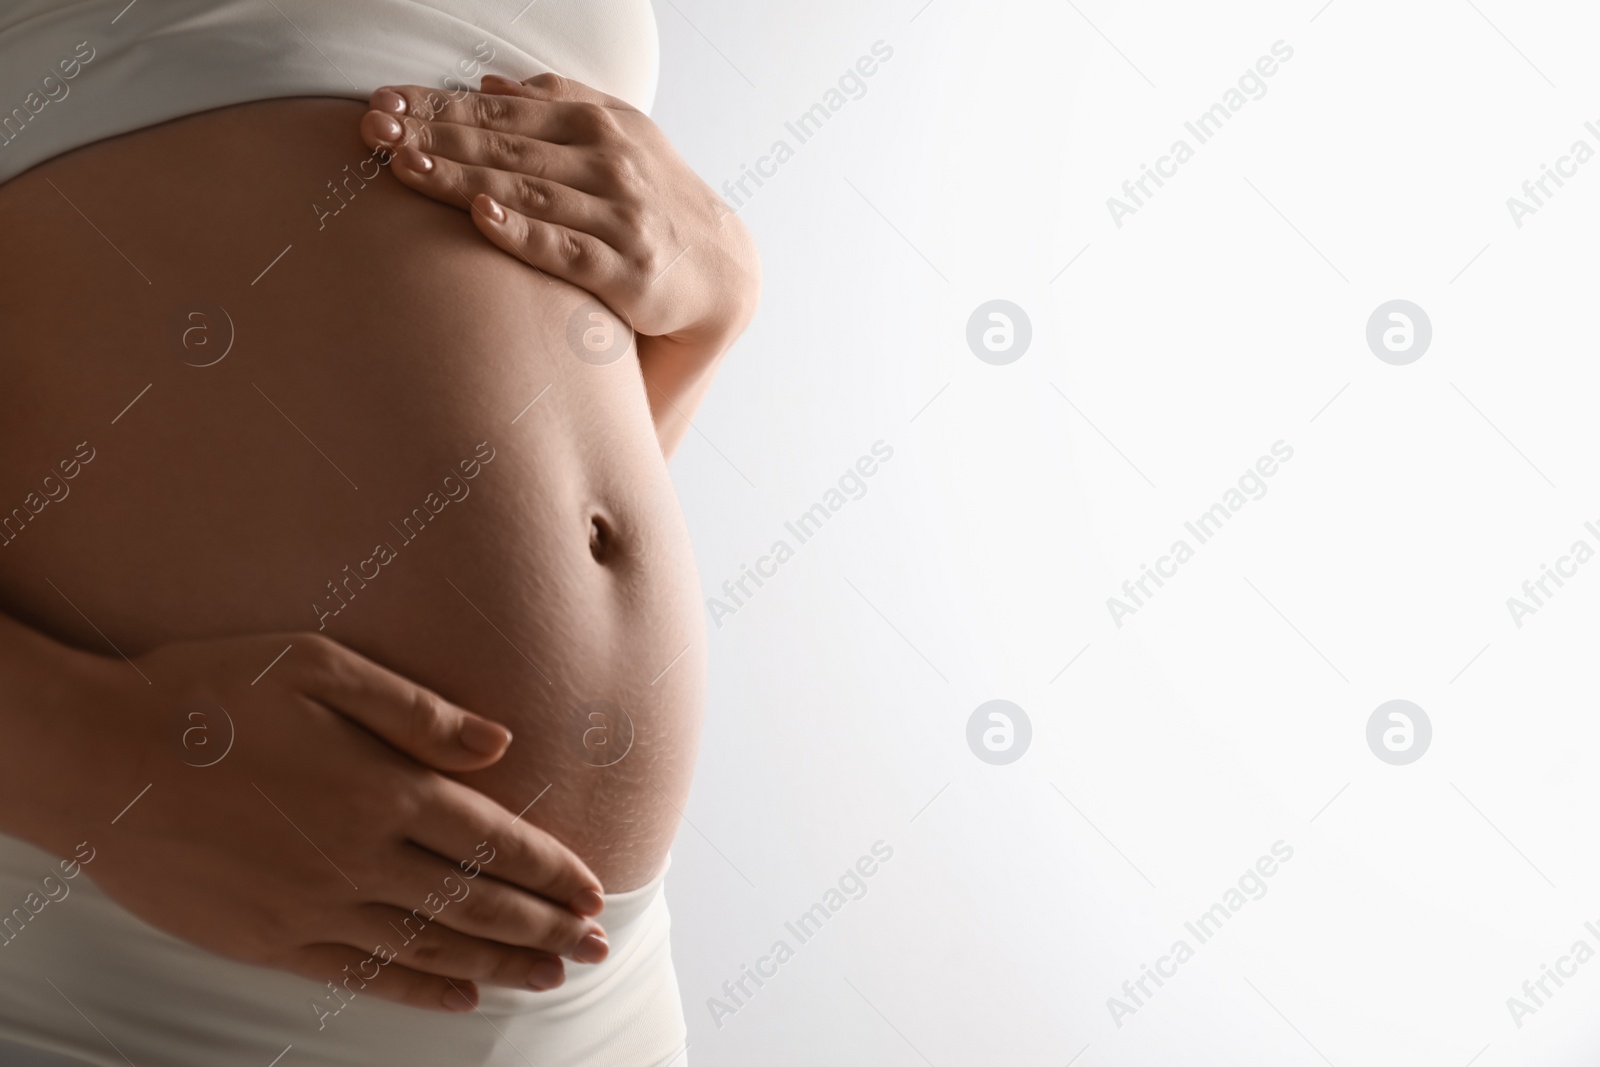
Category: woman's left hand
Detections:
[{"x1": 359, "y1": 74, "x2": 759, "y2": 347}]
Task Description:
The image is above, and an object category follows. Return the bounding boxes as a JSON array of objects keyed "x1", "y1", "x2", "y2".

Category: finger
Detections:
[
  {"x1": 409, "y1": 776, "x2": 605, "y2": 915},
  {"x1": 389, "y1": 844, "x2": 610, "y2": 964},
  {"x1": 371, "y1": 83, "x2": 626, "y2": 146},
  {"x1": 430, "y1": 154, "x2": 616, "y2": 240},
  {"x1": 351, "y1": 904, "x2": 566, "y2": 990},
  {"x1": 469, "y1": 193, "x2": 631, "y2": 305},
  {"x1": 370, "y1": 84, "x2": 583, "y2": 143},
  {"x1": 376, "y1": 114, "x2": 595, "y2": 191},
  {"x1": 292, "y1": 634, "x2": 512, "y2": 772},
  {"x1": 286, "y1": 943, "x2": 479, "y2": 1013},
  {"x1": 487, "y1": 71, "x2": 634, "y2": 112},
  {"x1": 374, "y1": 135, "x2": 621, "y2": 245},
  {"x1": 358, "y1": 110, "x2": 594, "y2": 195}
]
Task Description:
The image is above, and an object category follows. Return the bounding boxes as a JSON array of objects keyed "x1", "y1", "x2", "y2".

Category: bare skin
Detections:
[
  {"x1": 0, "y1": 81, "x2": 756, "y2": 1011},
  {"x1": 359, "y1": 73, "x2": 759, "y2": 454}
]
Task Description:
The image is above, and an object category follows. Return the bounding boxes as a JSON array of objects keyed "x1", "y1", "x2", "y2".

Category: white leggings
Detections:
[{"x1": 0, "y1": 835, "x2": 688, "y2": 1067}]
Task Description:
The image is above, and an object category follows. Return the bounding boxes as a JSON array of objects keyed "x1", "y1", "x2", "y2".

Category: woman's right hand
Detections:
[{"x1": 41, "y1": 632, "x2": 609, "y2": 1012}]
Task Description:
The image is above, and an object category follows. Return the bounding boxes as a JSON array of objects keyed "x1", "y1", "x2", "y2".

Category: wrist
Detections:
[{"x1": 671, "y1": 218, "x2": 761, "y2": 348}]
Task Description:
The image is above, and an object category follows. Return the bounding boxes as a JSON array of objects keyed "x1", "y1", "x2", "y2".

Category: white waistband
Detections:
[
  {"x1": 0, "y1": 833, "x2": 686, "y2": 1067},
  {"x1": 0, "y1": 0, "x2": 659, "y2": 184}
]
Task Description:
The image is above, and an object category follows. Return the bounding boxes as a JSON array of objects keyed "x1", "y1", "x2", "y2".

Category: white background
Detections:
[{"x1": 652, "y1": 1, "x2": 1600, "y2": 1064}]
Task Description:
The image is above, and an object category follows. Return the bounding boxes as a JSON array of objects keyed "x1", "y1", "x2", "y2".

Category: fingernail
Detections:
[
  {"x1": 527, "y1": 958, "x2": 564, "y2": 990},
  {"x1": 459, "y1": 717, "x2": 511, "y2": 755},
  {"x1": 370, "y1": 112, "x2": 404, "y2": 143},
  {"x1": 372, "y1": 88, "x2": 407, "y2": 114},
  {"x1": 442, "y1": 985, "x2": 476, "y2": 1011},
  {"x1": 571, "y1": 889, "x2": 604, "y2": 917},
  {"x1": 571, "y1": 932, "x2": 608, "y2": 965},
  {"x1": 482, "y1": 196, "x2": 506, "y2": 224},
  {"x1": 397, "y1": 145, "x2": 433, "y2": 173}
]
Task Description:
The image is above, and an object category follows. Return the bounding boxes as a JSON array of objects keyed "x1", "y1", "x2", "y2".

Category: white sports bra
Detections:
[{"x1": 0, "y1": 0, "x2": 659, "y2": 183}]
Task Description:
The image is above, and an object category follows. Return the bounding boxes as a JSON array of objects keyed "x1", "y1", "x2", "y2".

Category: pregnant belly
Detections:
[{"x1": 0, "y1": 98, "x2": 705, "y2": 891}]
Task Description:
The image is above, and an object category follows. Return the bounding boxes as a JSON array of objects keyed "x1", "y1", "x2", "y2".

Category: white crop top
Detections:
[{"x1": 0, "y1": 0, "x2": 659, "y2": 183}]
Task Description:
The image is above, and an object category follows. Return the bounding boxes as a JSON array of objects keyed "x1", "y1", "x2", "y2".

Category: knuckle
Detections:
[
  {"x1": 612, "y1": 201, "x2": 646, "y2": 236},
  {"x1": 406, "y1": 685, "x2": 446, "y2": 741},
  {"x1": 606, "y1": 151, "x2": 639, "y2": 184},
  {"x1": 624, "y1": 235, "x2": 662, "y2": 276},
  {"x1": 629, "y1": 249, "x2": 659, "y2": 284},
  {"x1": 402, "y1": 116, "x2": 430, "y2": 148},
  {"x1": 525, "y1": 72, "x2": 567, "y2": 96},
  {"x1": 474, "y1": 93, "x2": 515, "y2": 126},
  {"x1": 412, "y1": 90, "x2": 446, "y2": 121},
  {"x1": 591, "y1": 150, "x2": 640, "y2": 196},
  {"x1": 459, "y1": 888, "x2": 510, "y2": 929},
  {"x1": 556, "y1": 230, "x2": 589, "y2": 268},
  {"x1": 570, "y1": 102, "x2": 615, "y2": 139},
  {"x1": 521, "y1": 150, "x2": 551, "y2": 181},
  {"x1": 485, "y1": 949, "x2": 527, "y2": 984},
  {"x1": 514, "y1": 175, "x2": 553, "y2": 211},
  {"x1": 501, "y1": 830, "x2": 546, "y2": 880},
  {"x1": 406, "y1": 937, "x2": 445, "y2": 965},
  {"x1": 624, "y1": 247, "x2": 655, "y2": 280},
  {"x1": 482, "y1": 130, "x2": 521, "y2": 167}
]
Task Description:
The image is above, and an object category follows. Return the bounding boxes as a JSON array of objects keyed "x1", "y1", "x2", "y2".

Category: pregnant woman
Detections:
[{"x1": 0, "y1": 1, "x2": 756, "y2": 1065}]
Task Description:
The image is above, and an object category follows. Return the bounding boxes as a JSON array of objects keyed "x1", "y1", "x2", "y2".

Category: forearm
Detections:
[
  {"x1": 0, "y1": 609, "x2": 124, "y2": 853},
  {"x1": 637, "y1": 329, "x2": 737, "y2": 458},
  {"x1": 637, "y1": 233, "x2": 760, "y2": 458}
]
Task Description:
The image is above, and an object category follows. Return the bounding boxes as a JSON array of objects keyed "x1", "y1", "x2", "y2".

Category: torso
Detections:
[{"x1": 0, "y1": 98, "x2": 704, "y2": 890}]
